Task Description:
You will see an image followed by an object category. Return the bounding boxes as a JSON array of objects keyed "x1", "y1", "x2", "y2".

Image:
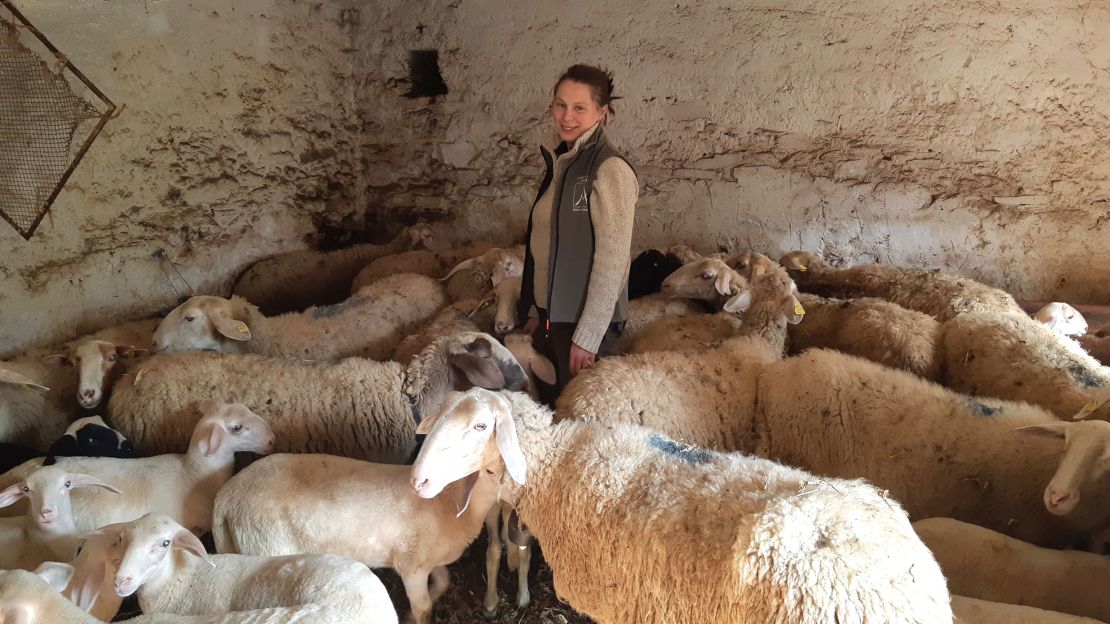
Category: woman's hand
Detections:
[{"x1": 569, "y1": 343, "x2": 596, "y2": 377}]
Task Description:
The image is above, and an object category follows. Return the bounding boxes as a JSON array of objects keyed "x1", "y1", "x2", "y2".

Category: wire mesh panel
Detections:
[{"x1": 0, "y1": 1, "x2": 115, "y2": 239}]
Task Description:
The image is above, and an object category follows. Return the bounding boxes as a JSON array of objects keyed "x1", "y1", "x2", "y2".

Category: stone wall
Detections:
[{"x1": 3, "y1": 0, "x2": 1108, "y2": 354}]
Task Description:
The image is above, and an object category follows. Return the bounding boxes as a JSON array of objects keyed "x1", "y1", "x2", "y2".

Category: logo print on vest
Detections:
[{"x1": 571, "y1": 176, "x2": 589, "y2": 212}]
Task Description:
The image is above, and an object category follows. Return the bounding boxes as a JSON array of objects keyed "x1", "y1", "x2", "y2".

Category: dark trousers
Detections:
[{"x1": 532, "y1": 309, "x2": 623, "y2": 405}]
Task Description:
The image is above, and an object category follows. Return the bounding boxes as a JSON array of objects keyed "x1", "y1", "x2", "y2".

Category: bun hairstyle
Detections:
[{"x1": 554, "y1": 64, "x2": 620, "y2": 117}]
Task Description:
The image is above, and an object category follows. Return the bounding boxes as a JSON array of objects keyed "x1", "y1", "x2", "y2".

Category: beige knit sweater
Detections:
[{"x1": 528, "y1": 122, "x2": 639, "y2": 353}]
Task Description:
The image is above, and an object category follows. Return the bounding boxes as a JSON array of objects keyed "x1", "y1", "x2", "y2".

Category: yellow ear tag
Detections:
[
  {"x1": 794, "y1": 304, "x2": 806, "y2": 316},
  {"x1": 235, "y1": 321, "x2": 250, "y2": 334},
  {"x1": 798, "y1": 265, "x2": 808, "y2": 272}
]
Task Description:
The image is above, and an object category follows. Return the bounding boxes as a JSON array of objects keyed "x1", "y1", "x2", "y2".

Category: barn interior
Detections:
[{"x1": 1, "y1": 1, "x2": 1109, "y2": 623}]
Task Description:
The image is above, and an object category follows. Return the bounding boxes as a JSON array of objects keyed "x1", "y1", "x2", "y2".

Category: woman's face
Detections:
[{"x1": 552, "y1": 80, "x2": 607, "y2": 144}]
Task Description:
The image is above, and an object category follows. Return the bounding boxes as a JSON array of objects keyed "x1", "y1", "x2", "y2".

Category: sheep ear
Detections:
[
  {"x1": 1017, "y1": 423, "x2": 1069, "y2": 438},
  {"x1": 196, "y1": 421, "x2": 227, "y2": 457},
  {"x1": 71, "y1": 556, "x2": 106, "y2": 612},
  {"x1": 786, "y1": 296, "x2": 806, "y2": 324},
  {"x1": 173, "y1": 530, "x2": 209, "y2": 560},
  {"x1": 723, "y1": 290, "x2": 753, "y2": 314},
  {"x1": 0, "y1": 483, "x2": 26, "y2": 508},
  {"x1": 210, "y1": 308, "x2": 251, "y2": 341},
  {"x1": 34, "y1": 562, "x2": 75, "y2": 593},
  {"x1": 713, "y1": 271, "x2": 732, "y2": 296},
  {"x1": 490, "y1": 394, "x2": 527, "y2": 485},
  {"x1": 450, "y1": 349, "x2": 508, "y2": 390},
  {"x1": 68, "y1": 473, "x2": 122, "y2": 494},
  {"x1": 529, "y1": 352, "x2": 557, "y2": 386},
  {"x1": 415, "y1": 413, "x2": 439, "y2": 435},
  {"x1": 416, "y1": 391, "x2": 466, "y2": 435},
  {"x1": 197, "y1": 398, "x2": 222, "y2": 415}
]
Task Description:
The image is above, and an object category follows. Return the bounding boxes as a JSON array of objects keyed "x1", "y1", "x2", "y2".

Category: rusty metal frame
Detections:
[{"x1": 0, "y1": 0, "x2": 116, "y2": 240}]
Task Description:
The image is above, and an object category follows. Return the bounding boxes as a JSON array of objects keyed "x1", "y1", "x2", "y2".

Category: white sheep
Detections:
[
  {"x1": 1034, "y1": 302, "x2": 1089, "y2": 337},
  {"x1": 231, "y1": 223, "x2": 441, "y2": 314},
  {"x1": 754, "y1": 349, "x2": 1110, "y2": 547},
  {"x1": 0, "y1": 465, "x2": 120, "y2": 570},
  {"x1": 950, "y1": 596, "x2": 1101, "y2": 624},
  {"x1": 212, "y1": 451, "x2": 496, "y2": 624},
  {"x1": 410, "y1": 388, "x2": 953, "y2": 624},
  {"x1": 350, "y1": 243, "x2": 496, "y2": 294},
  {"x1": 780, "y1": 250, "x2": 1026, "y2": 322},
  {"x1": 0, "y1": 563, "x2": 339, "y2": 623},
  {"x1": 941, "y1": 311, "x2": 1110, "y2": 421},
  {"x1": 440, "y1": 245, "x2": 525, "y2": 303},
  {"x1": 152, "y1": 273, "x2": 447, "y2": 361},
  {"x1": 914, "y1": 517, "x2": 1110, "y2": 621},
  {"x1": 107, "y1": 513, "x2": 398, "y2": 623},
  {"x1": 108, "y1": 332, "x2": 527, "y2": 458},
  {"x1": 4, "y1": 400, "x2": 274, "y2": 536}
]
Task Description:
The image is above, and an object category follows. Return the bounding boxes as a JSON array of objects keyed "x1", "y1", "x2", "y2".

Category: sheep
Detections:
[
  {"x1": 627, "y1": 248, "x2": 684, "y2": 299},
  {"x1": 0, "y1": 368, "x2": 52, "y2": 449},
  {"x1": 350, "y1": 243, "x2": 496, "y2": 294},
  {"x1": 441, "y1": 245, "x2": 525, "y2": 303},
  {"x1": 44, "y1": 416, "x2": 135, "y2": 466},
  {"x1": 151, "y1": 273, "x2": 448, "y2": 361},
  {"x1": 914, "y1": 517, "x2": 1110, "y2": 621},
  {"x1": 0, "y1": 465, "x2": 121, "y2": 569},
  {"x1": 559, "y1": 263, "x2": 804, "y2": 451},
  {"x1": 108, "y1": 513, "x2": 398, "y2": 623},
  {"x1": 616, "y1": 293, "x2": 710, "y2": 351},
  {"x1": 231, "y1": 223, "x2": 441, "y2": 315},
  {"x1": 109, "y1": 332, "x2": 524, "y2": 459},
  {"x1": 941, "y1": 311, "x2": 1110, "y2": 421},
  {"x1": 390, "y1": 298, "x2": 495, "y2": 364},
  {"x1": 4, "y1": 400, "x2": 274, "y2": 536},
  {"x1": 410, "y1": 388, "x2": 953, "y2": 624},
  {"x1": 950, "y1": 596, "x2": 1102, "y2": 624},
  {"x1": 0, "y1": 564, "x2": 339, "y2": 623},
  {"x1": 779, "y1": 250, "x2": 1026, "y2": 322},
  {"x1": 753, "y1": 348, "x2": 1110, "y2": 547},
  {"x1": 1034, "y1": 302, "x2": 1089, "y2": 337},
  {"x1": 212, "y1": 450, "x2": 495, "y2": 624},
  {"x1": 627, "y1": 312, "x2": 743, "y2": 353},
  {"x1": 724, "y1": 250, "x2": 778, "y2": 280}
]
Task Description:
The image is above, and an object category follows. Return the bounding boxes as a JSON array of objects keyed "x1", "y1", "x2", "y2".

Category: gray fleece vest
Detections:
[{"x1": 518, "y1": 127, "x2": 632, "y2": 325}]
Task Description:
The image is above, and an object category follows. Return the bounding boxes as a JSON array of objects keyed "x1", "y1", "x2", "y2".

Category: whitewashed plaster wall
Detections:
[
  {"x1": 358, "y1": 0, "x2": 1110, "y2": 304},
  {"x1": 3, "y1": 0, "x2": 1109, "y2": 354}
]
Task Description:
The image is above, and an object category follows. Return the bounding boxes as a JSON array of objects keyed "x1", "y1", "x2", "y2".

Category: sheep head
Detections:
[
  {"x1": 44, "y1": 340, "x2": 146, "y2": 409},
  {"x1": 1033, "y1": 302, "x2": 1088, "y2": 337},
  {"x1": 1018, "y1": 420, "x2": 1110, "y2": 516},
  {"x1": 108, "y1": 514, "x2": 209, "y2": 598},
  {"x1": 660, "y1": 258, "x2": 751, "y2": 311},
  {"x1": 152, "y1": 296, "x2": 254, "y2": 353}
]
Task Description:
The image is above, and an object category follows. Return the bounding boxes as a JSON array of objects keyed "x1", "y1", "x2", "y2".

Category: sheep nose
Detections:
[
  {"x1": 81, "y1": 388, "x2": 97, "y2": 400},
  {"x1": 115, "y1": 577, "x2": 133, "y2": 595},
  {"x1": 1045, "y1": 488, "x2": 1075, "y2": 513},
  {"x1": 412, "y1": 477, "x2": 429, "y2": 492},
  {"x1": 39, "y1": 508, "x2": 55, "y2": 520}
]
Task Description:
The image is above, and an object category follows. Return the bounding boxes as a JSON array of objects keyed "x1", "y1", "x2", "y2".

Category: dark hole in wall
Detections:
[{"x1": 405, "y1": 50, "x2": 448, "y2": 98}]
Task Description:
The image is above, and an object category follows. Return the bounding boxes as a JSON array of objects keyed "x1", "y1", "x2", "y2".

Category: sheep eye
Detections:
[
  {"x1": 474, "y1": 423, "x2": 488, "y2": 431},
  {"x1": 161, "y1": 539, "x2": 171, "y2": 548},
  {"x1": 21, "y1": 486, "x2": 29, "y2": 493},
  {"x1": 64, "y1": 480, "x2": 71, "y2": 488},
  {"x1": 108, "y1": 354, "x2": 118, "y2": 362},
  {"x1": 232, "y1": 424, "x2": 244, "y2": 433},
  {"x1": 700, "y1": 272, "x2": 713, "y2": 280}
]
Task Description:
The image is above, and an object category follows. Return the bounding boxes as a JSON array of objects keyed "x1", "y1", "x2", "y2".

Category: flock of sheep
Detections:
[{"x1": 2, "y1": 221, "x2": 1110, "y2": 624}]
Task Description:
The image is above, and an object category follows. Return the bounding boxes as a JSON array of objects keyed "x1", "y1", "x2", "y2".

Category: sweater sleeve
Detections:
[{"x1": 572, "y1": 158, "x2": 638, "y2": 353}]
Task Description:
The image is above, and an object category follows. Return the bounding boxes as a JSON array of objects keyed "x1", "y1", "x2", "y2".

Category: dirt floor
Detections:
[{"x1": 113, "y1": 529, "x2": 593, "y2": 623}]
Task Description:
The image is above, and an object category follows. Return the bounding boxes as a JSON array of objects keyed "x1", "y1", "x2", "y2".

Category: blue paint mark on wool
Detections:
[
  {"x1": 647, "y1": 433, "x2": 714, "y2": 465},
  {"x1": 967, "y1": 400, "x2": 1001, "y2": 417}
]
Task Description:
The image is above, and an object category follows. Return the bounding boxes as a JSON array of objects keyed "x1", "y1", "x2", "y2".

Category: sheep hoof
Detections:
[{"x1": 516, "y1": 592, "x2": 531, "y2": 609}]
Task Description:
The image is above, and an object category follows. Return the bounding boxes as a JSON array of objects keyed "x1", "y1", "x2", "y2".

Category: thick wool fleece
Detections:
[
  {"x1": 528, "y1": 123, "x2": 638, "y2": 353},
  {"x1": 503, "y1": 392, "x2": 952, "y2": 624}
]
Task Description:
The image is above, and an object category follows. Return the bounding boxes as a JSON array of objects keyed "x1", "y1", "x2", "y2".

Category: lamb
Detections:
[
  {"x1": 108, "y1": 513, "x2": 398, "y2": 623},
  {"x1": 627, "y1": 248, "x2": 685, "y2": 299},
  {"x1": 950, "y1": 596, "x2": 1102, "y2": 624},
  {"x1": 350, "y1": 243, "x2": 496, "y2": 293},
  {"x1": 44, "y1": 416, "x2": 135, "y2": 466},
  {"x1": 779, "y1": 250, "x2": 1026, "y2": 322},
  {"x1": 0, "y1": 564, "x2": 339, "y2": 623},
  {"x1": 4, "y1": 400, "x2": 274, "y2": 536},
  {"x1": 151, "y1": 273, "x2": 447, "y2": 361},
  {"x1": 1034, "y1": 302, "x2": 1089, "y2": 337},
  {"x1": 410, "y1": 388, "x2": 953, "y2": 624},
  {"x1": 753, "y1": 349, "x2": 1110, "y2": 547},
  {"x1": 108, "y1": 332, "x2": 526, "y2": 457},
  {"x1": 559, "y1": 263, "x2": 803, "y2": 450},
  {"x1": 212, "y1": 449, "x2": 496, "y2": 624},
  {"x1": 231, "y1": 223, "x2": 441, "y2": 314},
  {"x1": 0, "y1": 465, "x2": 121, "y2": 569},
  {"x1": 914, "y1": 517, "x2": 1110, "y2": 621},
  {"x1": 441, "y1": 246, "x2": 524, "y2": 303},
  {"x1": 941, "y1": 311, "x2": 1110, "y2": 421}
]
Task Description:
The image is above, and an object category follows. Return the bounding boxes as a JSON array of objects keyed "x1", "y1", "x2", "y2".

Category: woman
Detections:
[{"x1": 517, "y1": 64, "x2": 639, "y2": 403}]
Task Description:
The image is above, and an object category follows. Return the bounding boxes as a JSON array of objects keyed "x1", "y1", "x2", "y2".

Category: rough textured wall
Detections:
[
  {"x1": 357, "y1": 0, "x2": 1110, "y2": 303},
  {"x1": 0, "y1": 0, "x2": 363, "y2": 355}
]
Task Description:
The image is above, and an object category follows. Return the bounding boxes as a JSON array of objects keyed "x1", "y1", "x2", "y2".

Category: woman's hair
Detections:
[{"x1": 554, "y1": 64, "x2": 619, "y2": 116}]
